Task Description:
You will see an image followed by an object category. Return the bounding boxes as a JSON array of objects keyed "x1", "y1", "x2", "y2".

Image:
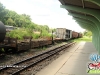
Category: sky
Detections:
[{"x1": 0, "y1": 0, "x2": 85, "y2": 32}]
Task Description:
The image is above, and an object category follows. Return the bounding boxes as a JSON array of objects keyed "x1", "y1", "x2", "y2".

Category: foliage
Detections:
[
  {"x1": 70, "y1": 36, "x2": 92, "y2": 42},
  {"x1": 6, "y1": 28, "x2": 28, "y2": 39},
  {"x1": 0, "y1": 2, "x2": 32, "y2": 27},
  {"x1": 83, "y1": 30, "x2": 92, "y2": 38},
  {"x1": 6, "y1": 28, "x2": 52, "y2": 40},
  {"x1": 0, "y1": 2, "x2": 54, "y2": 39},
  {"x1": 41, "y1": 30, "x2": 51, "y2": 37}
]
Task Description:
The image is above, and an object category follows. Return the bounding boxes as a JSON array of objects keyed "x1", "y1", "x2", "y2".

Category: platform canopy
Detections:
[{"x1": 59, "y1": 0, "x2": 100, "y2": 54}]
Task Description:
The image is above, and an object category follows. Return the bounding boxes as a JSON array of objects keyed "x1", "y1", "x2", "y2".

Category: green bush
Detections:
[
  {"x1": 32, "y1": 34, "x2": 40, "y2": 39},
  {"x1": 6, "y1": 28, "x2": 30, "y2": 39},
  {"x1": 41, "y1": 30, "x2": 52, "y2": 37},
  {"x1": 6, "y1": 28, "x2": 52, "y2": 40}
]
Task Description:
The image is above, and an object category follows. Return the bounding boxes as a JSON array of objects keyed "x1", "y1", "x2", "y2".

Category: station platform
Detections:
[{"x1": 35, "y1": 42, "x2": 99, "y2": 75}]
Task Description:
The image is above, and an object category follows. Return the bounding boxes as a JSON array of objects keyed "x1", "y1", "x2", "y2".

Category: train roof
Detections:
[{"x1": 56, "y1": 28, "x2": 72, "y2": 31}]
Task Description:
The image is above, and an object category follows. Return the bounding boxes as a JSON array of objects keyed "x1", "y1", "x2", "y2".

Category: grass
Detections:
[
  {"x1": 36, "y1": 46, "x2": 47, "y2": 51},
  {"x1": 69, "y1": 36, "x2": 92, "y2": 42}
]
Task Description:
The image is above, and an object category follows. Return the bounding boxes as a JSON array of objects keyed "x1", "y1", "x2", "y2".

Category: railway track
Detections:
[{"x1": 0, "y1": 42, "x2": 75, "y2": 75}]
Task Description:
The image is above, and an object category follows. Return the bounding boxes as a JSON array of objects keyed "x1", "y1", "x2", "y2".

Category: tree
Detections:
[
  {"x1": 0, "y1": 2, "x2": 52, "y2": 39},
  {"x1": 0, "y1": 3, "x2": 7, "y2": 23},
  {"x1": 6, "y1": 18, "x2": 15, "y2": 25},
  {"x1": 83, "y1": 30, "x2": 92, "y2": 37}
]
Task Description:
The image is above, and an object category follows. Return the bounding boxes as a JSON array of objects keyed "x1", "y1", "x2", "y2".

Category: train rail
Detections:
[{"x1": 0, "y1": 42, "x2": 76, "y2": 75}]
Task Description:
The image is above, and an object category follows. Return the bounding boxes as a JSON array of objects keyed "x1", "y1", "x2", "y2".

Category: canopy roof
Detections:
[
  {"x1": 59, "y1": 0, "x2": 100, "y2": 54},
  {"x1": 59, "y1": 0, "x2": 100, "y2": 9}
]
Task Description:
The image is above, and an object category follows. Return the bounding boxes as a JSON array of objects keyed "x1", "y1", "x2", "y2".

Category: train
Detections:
[
  {"x1": 0, "y1": 22, "x2": 82, "y2": 53},
  {"x1": 55, "y1": 28, "x2": 82, "y2": 40}
]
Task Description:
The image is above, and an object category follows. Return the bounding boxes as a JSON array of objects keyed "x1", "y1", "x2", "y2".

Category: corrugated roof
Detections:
[
  {"x1": 59, "y1": 0, "x2": 100, "y2": 9},
  {"x1": 59, "y1": 0, "x2": 99, "y2": 24},
  {"x1": 59, "y1": 0, "x2": 100, "y2": 54}
]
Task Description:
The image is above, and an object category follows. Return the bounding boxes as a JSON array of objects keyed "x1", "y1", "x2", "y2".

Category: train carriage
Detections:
[
  {"x1": 56, "y1": 28, "x2": 72, "y2": 40},
  {"x1": 72, "y1": 31, "x2": 79, "y2": 39},
  {"x1": 78, "y1": 33, "x2": 83, "y2": 38},
  {"x1": 0, "y1": 21, "x2": 83, "y2": 53}
]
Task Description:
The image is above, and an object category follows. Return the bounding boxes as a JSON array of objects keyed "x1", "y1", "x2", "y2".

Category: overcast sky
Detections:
[{"x1": 0, "y1": 0, "x2": 85, "y2": 32}]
